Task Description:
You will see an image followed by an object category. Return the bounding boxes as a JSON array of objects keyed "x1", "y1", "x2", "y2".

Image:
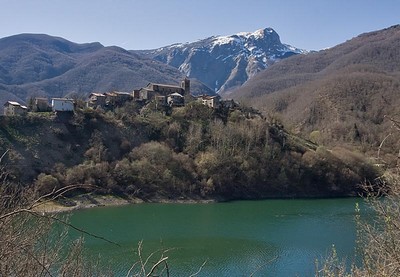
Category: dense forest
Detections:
[{"x1": 0, "y1": 100, "x2": 382, "y2": 201}]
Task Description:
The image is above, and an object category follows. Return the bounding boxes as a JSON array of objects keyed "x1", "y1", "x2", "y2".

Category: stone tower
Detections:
[{"x1": 181, "y1": 77, "x2": 190, "y2": 95}]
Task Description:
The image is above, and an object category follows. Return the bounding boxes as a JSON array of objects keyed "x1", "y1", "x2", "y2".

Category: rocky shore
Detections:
[
  {"x1": 33, "y1": 194, "x2": 218, "y2": 213},
  {"x1": 33, "y1": 194, "x2": 140, "y2": 213}
]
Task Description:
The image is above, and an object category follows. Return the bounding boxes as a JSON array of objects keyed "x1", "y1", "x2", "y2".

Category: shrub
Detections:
[{"x1": 35, "y1": 173, "x2": 60, "y2": 195}]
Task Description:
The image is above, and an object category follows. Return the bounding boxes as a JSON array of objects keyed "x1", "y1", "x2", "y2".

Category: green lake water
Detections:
[{"x1": 68, "y1": 198, "x2": 368, "y2": 276}]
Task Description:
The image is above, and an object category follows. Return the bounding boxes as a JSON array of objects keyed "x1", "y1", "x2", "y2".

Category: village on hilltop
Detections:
[{"x1": 3, "y1": 78, "x2": 238, "y2": 116}]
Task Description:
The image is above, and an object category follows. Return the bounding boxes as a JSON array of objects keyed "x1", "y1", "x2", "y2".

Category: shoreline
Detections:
[
  {"x1": 33, "y1": 194, "x2": 218, "y2": 214},
  {"x1": 33, "y1": 194, "x2": 141, "y2": 214},
  {"x1": 33, "y1": 192, "x2": 361, "y2": 214}
]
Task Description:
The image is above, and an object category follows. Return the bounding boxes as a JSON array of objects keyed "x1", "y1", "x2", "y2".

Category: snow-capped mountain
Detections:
[{"x1": 138, "y1": 28, "x2": 307, "y2": 94}]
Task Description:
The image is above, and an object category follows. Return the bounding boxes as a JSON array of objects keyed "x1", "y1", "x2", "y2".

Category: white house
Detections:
[
  {"x1": 198, "y1": 95, "x2": 221, "y2": 109},
  {"x1": 167, "y1": 92, "x2": 184, "y2": 106},
  {"x1": 51, "y1": 98, "x2": 74, "y2": 112}
]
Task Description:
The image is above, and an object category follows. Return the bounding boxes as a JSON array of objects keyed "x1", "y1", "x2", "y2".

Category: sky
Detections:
[{"x1": 1, "y1": 0, "x2": 399, "y2": 51}]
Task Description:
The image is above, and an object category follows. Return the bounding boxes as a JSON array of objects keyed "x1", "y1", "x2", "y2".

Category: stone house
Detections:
[
  {"x1": 167, "y1": 92, "x2": 184, "y2": 107},
  {"x1": 88, "y1": 93, "x2": 106, "y2": 107},
  {"x1": 221, "y1": 99, "x2": 239, "y2": 110},
  {"x1": 113, "y1": 92, "x2": 133, "y2": 103},
  {"x1": 146, "y1": 83, "x2": 183, "y2": 95},
  {"x1": 105, "y1": 91, "x2": 132, "y2": 106},
  {"x1": 3, "y1": 101, "x2": 28, "y2": 116},
  {"x1": 137, "y1": 88, "x2": 153, "y2": 101},
  {"x1": 198, "y1": 95, "x2": 221, "y2": 108},
  {"x1": 135, "y1": 78, "x2": 190, "y2": 102},
  {"x1": 87, "y1": 93, "x2": 107, "y2": 108},
  {"x1": 34, "y1": 98, "x2": 51, "y2": 112},
  {"x1": 153, "y1": 93, "x2": 184, "y2": 108},
  {"x1": 132, "y1": 89, "x2": 141, "y2": 99}
]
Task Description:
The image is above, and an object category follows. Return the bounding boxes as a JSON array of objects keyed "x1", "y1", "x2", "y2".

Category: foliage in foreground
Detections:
[
  {"x1": 0, "y1": 180, "x2": 104, "y2": 276},
  {"x1": 0, "y1": 159, "x2": 180, "y2": 276},
  {"x1": 317, "y1": 174, "x2": 400, "y2": 277},
  {"x1": 317, "y1": 117, "x2": 400, "y2": 276}
]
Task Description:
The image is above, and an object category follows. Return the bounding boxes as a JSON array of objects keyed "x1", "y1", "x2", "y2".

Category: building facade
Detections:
[
  {"x1": 3, "y1": 101, "x2": 28, "y2": 116},
  {"x1": 87, "y1": 93, "x2": 106, "y2": 108},
  {"x1": 167, "y1": 93, "x2": 184, "y2": 106},
  {"x1": 198, "y1": 95, "x2": 221, "y2": 108},
  {"x1": 136, "y1": 78, "x2": 191, "y2": 101},
  {"x1": 34, "y1": 98, "x2": 51, "y2": 112},
  {"x1": 51, "y1": 98, "x2": 74, "y2": 112}
]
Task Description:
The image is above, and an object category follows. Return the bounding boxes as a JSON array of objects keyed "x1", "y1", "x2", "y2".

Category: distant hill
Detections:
[
  {"x1": 230, "y1": 25, "x2": 400, "y2": 154},
  {"x1": 136, "y1": 28, "x2": 306, "y2": 94},
  {"x1": 0, "y1": 34, "x2": 214, "y2": 107}
]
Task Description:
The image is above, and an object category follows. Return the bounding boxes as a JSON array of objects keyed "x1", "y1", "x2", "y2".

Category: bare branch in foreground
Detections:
[
  {"x1": 189, "y1": 259, "x2": 208, "y2": 277},
  {"x1": 249, "y1": 256, "x2": 278, "y2": 277}
]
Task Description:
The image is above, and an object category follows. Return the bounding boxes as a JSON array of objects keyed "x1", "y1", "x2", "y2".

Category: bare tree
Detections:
[
  {"x1": 317, "y1": 116, "x2": 400, "y2": 276},
  {"x1": 0, "y1": 150, "x2": 200, "y2": 276}
]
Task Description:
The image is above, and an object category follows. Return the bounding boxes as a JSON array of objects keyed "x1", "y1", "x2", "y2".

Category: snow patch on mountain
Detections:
[{"x1": 140, "y1": 27, "x2": 308, "y2": 94}]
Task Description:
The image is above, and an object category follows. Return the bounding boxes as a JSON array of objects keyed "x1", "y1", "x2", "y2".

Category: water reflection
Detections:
[{"x1": 68, "y1": 198, "x2": 365, "y2": 276}]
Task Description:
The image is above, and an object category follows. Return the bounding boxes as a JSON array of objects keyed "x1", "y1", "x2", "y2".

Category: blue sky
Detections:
[{"x1": 1, "y1": 0, "x2": 399, "y2": 51}]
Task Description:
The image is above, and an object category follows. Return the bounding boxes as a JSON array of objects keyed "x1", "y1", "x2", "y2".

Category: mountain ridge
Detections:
[
  {"x1": 135, "y1": 27, "x2": 306, "y2": 93},
  {"x1": 0, "y1": 33, "x2": 214, "y2": 108},
  {"x1": 229, "y1": 24, "x2": 400, "y2": 154}
]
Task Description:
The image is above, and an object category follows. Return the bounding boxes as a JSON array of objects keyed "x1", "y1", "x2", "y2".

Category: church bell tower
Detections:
[{"x1": 181, "y1": 77, "x2": 190, "y2": 95}]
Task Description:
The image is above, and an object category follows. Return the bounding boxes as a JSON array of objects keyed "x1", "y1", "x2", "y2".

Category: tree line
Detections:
[{"x1": 0, "y1": 100, "x2": 380, "y2": 201}]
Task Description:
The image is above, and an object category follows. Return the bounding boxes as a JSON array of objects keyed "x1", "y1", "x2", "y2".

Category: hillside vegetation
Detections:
[
  {"x1": 0, "y1": 102, "x2": 381, "y2": 201},
  {"x1": 230, "y1": 25, "x2": 400, "y2": 158}
]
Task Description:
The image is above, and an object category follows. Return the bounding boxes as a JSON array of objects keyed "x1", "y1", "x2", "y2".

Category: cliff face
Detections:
[{"x1": 137, "y1": 28, "x2": 306, "y2": 94}]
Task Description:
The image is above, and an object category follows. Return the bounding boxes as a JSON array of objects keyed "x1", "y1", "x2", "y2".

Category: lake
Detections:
[{"x1": 68, "y1": 198, "x2": 367, "y2": 276}]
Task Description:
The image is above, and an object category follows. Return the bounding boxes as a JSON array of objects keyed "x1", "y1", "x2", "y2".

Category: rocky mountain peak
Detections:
[
  {"x1": 138, "y1": 27, "x2": 307, "y2": 94},
  {"x1": 220, "y1": 27, "x2": 280, "y2": 44}
]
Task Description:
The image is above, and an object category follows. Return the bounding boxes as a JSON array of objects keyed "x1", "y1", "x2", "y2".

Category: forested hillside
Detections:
[
  {"x1": 230, "y1": 25, "x2": 400, "y2": 156},
  {"x1": 0, "y1": 102, "x2": 380, "y2": 200}
]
